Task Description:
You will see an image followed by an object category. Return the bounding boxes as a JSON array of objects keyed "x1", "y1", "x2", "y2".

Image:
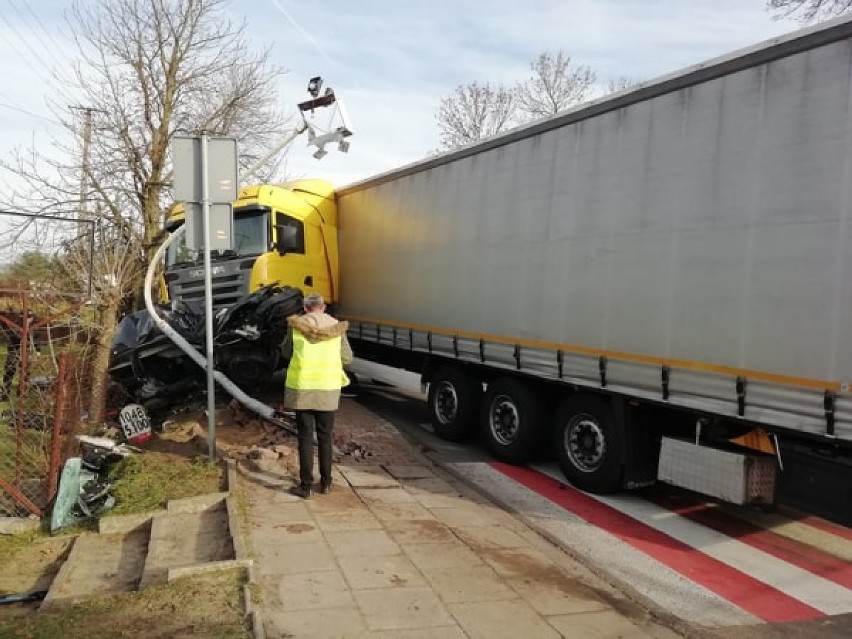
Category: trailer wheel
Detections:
[
  {"x1": 482, "y1": 378, "x2": 542, "y2": 464},
  {"x1": 554, "y1": 395, "x2": 623, "y2": 494},
  {"x1": 427, "y1": 367, "x2": 482, "y2": 442}
]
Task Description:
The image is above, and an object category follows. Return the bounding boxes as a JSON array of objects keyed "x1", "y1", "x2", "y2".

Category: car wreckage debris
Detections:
[
  {"x1": 50, "y1": 436, "x2": 136, "y2": 533},
  {"x1": 108, "y1": 285, "x2": 304, "y2": 411}
]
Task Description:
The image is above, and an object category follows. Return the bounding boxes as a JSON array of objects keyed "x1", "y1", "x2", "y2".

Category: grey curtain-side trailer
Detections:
[{"x1": 336, "y1": 16, "x2": 852, "y2": 524}]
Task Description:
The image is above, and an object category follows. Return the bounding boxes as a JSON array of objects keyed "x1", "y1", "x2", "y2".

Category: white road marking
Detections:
[{"x1": 532, "y1": 464, "x2": 852, "y2": 616}]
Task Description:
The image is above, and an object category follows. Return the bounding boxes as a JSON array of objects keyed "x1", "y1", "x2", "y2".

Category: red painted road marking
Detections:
[
  {"x1": 644, "y1": 490, "x2": 852, "y2": 591},
  {"x1": 489, "y1": 462, "x2": 824, "y2": 623}
]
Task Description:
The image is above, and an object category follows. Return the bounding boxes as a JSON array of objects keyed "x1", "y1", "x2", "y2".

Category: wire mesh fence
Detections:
[
  {"x1": 0, "y1": 210, "x2": 94, "y2": 518},
  {"x1": 0, "y1": 349, "x2": 84, "y2": 518}
]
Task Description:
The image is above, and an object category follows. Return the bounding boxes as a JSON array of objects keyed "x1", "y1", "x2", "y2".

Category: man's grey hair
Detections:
[{"x1": 303, "y1": 293, "x2": 325, "y2": 309}]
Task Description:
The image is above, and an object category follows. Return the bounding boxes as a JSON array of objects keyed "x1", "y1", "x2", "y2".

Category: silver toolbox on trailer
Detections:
[{"x1": 657, "y1": 437, "x2": 777, "y2": 505}]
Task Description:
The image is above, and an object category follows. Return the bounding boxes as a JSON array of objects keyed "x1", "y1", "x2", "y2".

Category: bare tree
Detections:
[
  {"x1": 515, "y1": 51, "x2": 596, "y2": 120},
  {"x1": 68, "y1": 0, "x2": 289, "y2": 262},
  {"x1": 436, "y1": 82, "x2": 516, "y2": 150},
  {"x1": 606, "y1": 76, "x2": 643, "y2": 94},
  {"x1": 435, "y1": 50, "x2": 598, "y2": 150},
  {"x1": 766, "y1": 0, "x2": 852, "y2": 21},
  {"x1": 0, "y1": 0, "x2": 291, "y2": 423},
  {"x1": 62, "y1": 219, "x2": 147, "y2": 423}
]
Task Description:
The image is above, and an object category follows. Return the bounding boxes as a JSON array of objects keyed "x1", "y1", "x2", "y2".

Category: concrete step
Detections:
[
  {"x1": 40, "y1": 491, "x2": 245, "y2": 611},
  {"x1": 40, "y1": 527, "x2": 149, "y2": 611},
  {"x1": 138, "y1": 498, "x2": 234, "y2": 589}
]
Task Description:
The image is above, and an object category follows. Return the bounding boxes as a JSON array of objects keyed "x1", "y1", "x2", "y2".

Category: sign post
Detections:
[{"x1": 172, "y1": 135, "x2": 238, "y2": 461}]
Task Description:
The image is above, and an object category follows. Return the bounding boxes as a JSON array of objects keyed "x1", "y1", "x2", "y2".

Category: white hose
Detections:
[{"x1": 143, "y1": 225, "x2": 296, "y2": 434}]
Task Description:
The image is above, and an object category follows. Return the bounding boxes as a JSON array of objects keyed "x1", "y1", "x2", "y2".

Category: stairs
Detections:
[{"x1": 40, "y1": 464, "x2": 250, "y2": 612}]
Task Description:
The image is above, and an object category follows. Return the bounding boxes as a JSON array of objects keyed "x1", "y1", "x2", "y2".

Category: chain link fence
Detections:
[
  {"x1": 0, "y1": 210, "x2": 93, "y2": 518},
  {"x1": 0, "y1": 344, "x2": 84, "y2": 518}
]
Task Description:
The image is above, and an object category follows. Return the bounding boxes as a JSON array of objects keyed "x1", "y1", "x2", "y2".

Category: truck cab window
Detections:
[{"x1": 275, "y1": 212, "x2": 305, "y2": 254}]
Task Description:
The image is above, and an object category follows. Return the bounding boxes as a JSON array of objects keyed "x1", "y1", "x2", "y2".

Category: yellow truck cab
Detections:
[{"x1": 163, "y1": 179, "x2": 340, "y2": 309}]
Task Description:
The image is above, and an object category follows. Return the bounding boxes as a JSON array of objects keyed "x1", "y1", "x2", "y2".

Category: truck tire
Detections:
[
  {"x1": 482, "y1": 378, "x2": 542, "y2": 464},
  {"x1": 554, "y1": 395, "x2": 623, "y2": 494},
  {"x1": 427, "y1": 367, "x2": 482, "y2": 442}
]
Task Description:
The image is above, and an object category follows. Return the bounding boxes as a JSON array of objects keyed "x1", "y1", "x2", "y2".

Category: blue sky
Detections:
[{"x1": 0, "y1": 1, "x2": 802, "y2": 188}]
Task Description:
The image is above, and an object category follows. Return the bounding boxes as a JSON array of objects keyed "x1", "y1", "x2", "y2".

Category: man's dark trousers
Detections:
[{"x1": 296, "y1": 410, "x2": 334, "y2": 488}]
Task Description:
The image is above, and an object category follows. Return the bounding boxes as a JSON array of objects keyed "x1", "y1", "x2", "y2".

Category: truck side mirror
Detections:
[{"x1": 275, "y1": 224, "x2": 299, "y2": 255}]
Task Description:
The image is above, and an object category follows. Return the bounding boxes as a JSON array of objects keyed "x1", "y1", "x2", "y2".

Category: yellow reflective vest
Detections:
[{"x1": 285, "y1": 331, "x2": 350, "y2": 391}]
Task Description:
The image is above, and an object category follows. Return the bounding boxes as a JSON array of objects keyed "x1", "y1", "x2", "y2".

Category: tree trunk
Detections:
[{"x1": 86, "y1": 299, "x2": 121, "y2": 424}]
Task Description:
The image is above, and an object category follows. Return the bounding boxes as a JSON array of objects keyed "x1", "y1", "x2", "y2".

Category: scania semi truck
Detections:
[{"x1": 162, "y1": 16, "x2": 852, "y2": 523}]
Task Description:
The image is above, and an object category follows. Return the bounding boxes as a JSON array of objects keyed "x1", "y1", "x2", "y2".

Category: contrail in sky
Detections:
[{"x1": 270, "y1": 0, "x2": 339, "y2": 70}]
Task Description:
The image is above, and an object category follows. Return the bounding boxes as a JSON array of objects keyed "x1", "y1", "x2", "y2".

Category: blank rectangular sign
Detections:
[
  {"x1": 185, "y1": 202, "x2": 234, "y2": 252},
  {"x1": 172, "y1": 136, "x2": 238, "y2": 204}
]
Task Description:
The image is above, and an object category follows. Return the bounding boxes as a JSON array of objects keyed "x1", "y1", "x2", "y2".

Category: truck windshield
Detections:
[
  {"x1": 232, "y1": 209, "x2": 267, "y2": 256},
  {"x1": 165, "y1": 208, "x2": 269, "y2": 268}
]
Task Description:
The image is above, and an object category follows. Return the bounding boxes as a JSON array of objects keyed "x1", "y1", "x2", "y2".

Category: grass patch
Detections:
[
  {"x1": 0, "y1": 530, "x2": 44, "y2": 564},
  {"x1": 0, "y1": 568, "x2": 250, "y2": 639},
  {"x1": 106, "y1": 453, "x2": 222, "y2": 517}
]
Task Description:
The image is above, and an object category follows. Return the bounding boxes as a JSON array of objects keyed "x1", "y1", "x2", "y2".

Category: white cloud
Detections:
[
  {"x1": 0, "y1": 0, "x2": 804, "y2": 191},
  {"x1": 250, "y1": 0, "x2": 796, "y2": 185}
]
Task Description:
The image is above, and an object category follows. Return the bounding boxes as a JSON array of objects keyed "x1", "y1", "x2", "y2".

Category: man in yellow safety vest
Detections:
[{"x1": 283, "y1": 293, "x2": 353, "y2": 499}]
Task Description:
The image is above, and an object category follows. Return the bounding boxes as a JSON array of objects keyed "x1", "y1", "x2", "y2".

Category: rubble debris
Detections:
[
  {"x1": 108, "y1": 284, "x2": 303, "y2": 410},
  {"x1": 78, "y1": 435, "x2": 137, "y2": 472},
  {"x1": 159, "y1": 419, "x2": 205, "y2": 444},
  {"x1": 247, "y1": 446, "x2": 280, "y2": 461},
  {"x1": 334, "y1": 440, "x2": 373, "y2": 460}
]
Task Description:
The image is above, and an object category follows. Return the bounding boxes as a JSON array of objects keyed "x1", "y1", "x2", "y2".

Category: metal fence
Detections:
[
  {"x1": 0, "y1": 209, "x2": 94, "y2": 518},
  {"x1": 0, "y1": 294, "x2": 87, "y2": 518}
]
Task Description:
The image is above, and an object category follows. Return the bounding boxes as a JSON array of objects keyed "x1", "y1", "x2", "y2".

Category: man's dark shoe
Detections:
[
  {"x1": 289, "y1": 484, "x2": 312, "y2": 499},
  {"x1": 319, "y1": 480, "x2": 332, "y2": 495}
]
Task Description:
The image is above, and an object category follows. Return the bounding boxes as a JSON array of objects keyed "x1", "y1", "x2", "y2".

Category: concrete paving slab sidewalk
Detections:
[{"x1": 235, "y1": 400, "x2": 682, "y2": 639}]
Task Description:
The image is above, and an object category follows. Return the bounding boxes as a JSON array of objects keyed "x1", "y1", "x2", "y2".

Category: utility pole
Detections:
[{"x1": 70, "y1": 106, "x2": 104, "y2": 236}]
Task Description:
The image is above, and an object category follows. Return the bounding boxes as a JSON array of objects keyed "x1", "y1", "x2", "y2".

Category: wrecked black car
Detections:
[{"x1": 108, "y1": 284, "x2": 303, "y2": 410}]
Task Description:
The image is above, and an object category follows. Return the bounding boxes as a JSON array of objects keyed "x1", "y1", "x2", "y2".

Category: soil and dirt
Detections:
[{"x1": 0, "y1": 568, "x2": 249, "y2": 638}]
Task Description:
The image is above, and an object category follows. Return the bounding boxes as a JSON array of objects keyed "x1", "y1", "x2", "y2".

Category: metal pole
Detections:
[
  {"x1": 239, "y1": 120, "x2": 306, "y2": 183},
  {"x1": 200, "y1": 134, "x2": 217, "y2": 462},
  {"x1": 77, "y1": 107, "x2": 92, "y2": 234}
]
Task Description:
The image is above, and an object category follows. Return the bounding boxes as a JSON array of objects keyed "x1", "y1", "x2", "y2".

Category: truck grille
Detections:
[{"x1": 168, "y1": 271, "x2": 250, "y2": 309}]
